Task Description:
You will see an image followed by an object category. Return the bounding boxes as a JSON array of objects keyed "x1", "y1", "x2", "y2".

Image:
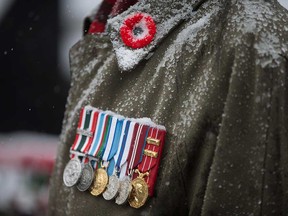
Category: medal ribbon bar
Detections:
[
  {"x1": 101, "y1": 116, "x2": 119, "y2": 166},
  {"x1": 106, "y1": 119, "x2": 124, "y2": 176},
  {"x1": 136, "y1": 127, "x2": 166, "y2": 196},
  {"x1": 116, "y1": 120, "x2": 136, "y2": 179},
  {"x1": 63, "y1": 105, "x2": 166, "y2": 208},
  {"x1": 71, "y1": 106, "x2": 99, "y2": 158},
  {"x1": 88, "y1": 113, "x2": 111, "y2": 165},
  {"x1": 63, "y1": 106, "x2": 99, "y2": 188},
  {"x1": 126, "y1": 124, "x2": 149, "y2": 175},
  {"x1": 107, "y1": 120, "x2": 130, "y2": 177}
]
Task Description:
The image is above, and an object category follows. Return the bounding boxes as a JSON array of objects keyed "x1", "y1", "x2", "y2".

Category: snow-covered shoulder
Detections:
[{"x1": 227, "y1": 0, "x2": 288, "y2": 68}]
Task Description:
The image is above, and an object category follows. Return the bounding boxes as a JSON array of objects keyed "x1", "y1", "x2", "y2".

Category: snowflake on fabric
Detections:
[{"x1": 120, "y1": 13, "x2": 156, "y2": 49}]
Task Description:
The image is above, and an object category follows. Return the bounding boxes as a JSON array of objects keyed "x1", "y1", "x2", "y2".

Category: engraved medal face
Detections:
[
  {"x1": 76, "y1": 163, "x2": 94, "y2": 191},
  {"x1": 90, "y1": 168, "x2": 108, "y2": 196},
  {"x1": 115, "y1": 176, "x2": 132, "y2": 205},
  {"x1": 128, "y1": 177, "x2": 149, "y2": 208},
  {"x1": 63, "y1": 158, "x2": 82, "y2": 187},
  {"x1": 102, "y1": 174, "x2": 120, "y2": 200}
]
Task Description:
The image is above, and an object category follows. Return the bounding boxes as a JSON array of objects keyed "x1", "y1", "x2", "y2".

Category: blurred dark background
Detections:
[
  {"x1": 0, "y1": 0, "x2": 67, "y2": 134},
  {"x1": 0, "y1": 0, "x2": 99, "y2": 135},
  {"x1": 0, "y1": 1, "x2": 97, "y2": 215},
  {"x1": 0, "y1": 0, "x2": 287, "y2": 135},
  {"x1": 0, "y1": 0, "x2": 286, "y2": 215}
]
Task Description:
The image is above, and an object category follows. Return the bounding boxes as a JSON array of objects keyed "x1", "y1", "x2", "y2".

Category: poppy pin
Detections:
[{"x1": 120, "y1": 13, "x2": 156, "y2": 49}]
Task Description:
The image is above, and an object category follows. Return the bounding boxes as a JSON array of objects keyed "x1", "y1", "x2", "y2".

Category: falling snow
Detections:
[{"x1": 50, "y1": 0, "x2": 288, "y2": 215}]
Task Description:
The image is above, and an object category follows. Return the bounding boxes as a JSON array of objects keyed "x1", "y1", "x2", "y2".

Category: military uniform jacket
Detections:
[{"x1": 48, "y1": 0, "x2": 288, "y2": 215}]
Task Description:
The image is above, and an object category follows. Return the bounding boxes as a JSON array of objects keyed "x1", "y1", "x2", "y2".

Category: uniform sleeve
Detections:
[{"x1": 201, "y1": 2, "x2": 288, "y2": 215}]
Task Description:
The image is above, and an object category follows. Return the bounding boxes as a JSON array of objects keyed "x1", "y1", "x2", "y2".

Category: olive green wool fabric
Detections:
[{"x1": 48, "y1": 0, "x2": 288, "y2": 215}]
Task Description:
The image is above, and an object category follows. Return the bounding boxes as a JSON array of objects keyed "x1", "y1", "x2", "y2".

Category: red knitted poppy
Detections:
[{"x1": 120, "y1": 13, "x2": 156, "y2": 49}]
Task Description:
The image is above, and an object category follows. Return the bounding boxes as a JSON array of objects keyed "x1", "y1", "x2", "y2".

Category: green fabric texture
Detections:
[{"x1": 48, "y1": 0, "x2": 288, "y2": 215}]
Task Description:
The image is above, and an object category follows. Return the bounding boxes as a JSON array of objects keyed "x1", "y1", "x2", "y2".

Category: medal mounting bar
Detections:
[
  {"x1": 143, "y1": 149, "x2": 158, "y2": 158},
  {"x1": 146, "y1": 137, "x2": 160, "y2": 146},
  {"x1": 69, "y1": 149, "x2": 86, "y2": 157},
  {"x1": 63, "y1": 105, "x2": 166, "y2": 209},
  {"x1": 77, "y1": 128, "x2": 94, "y2": 137}
]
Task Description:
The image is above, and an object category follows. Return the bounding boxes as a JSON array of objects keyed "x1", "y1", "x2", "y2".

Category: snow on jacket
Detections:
[{"x1": 49, "y1": 0, "x2": 288, "y2": 215}]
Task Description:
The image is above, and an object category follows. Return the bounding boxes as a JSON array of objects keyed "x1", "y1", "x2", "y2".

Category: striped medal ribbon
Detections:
[
  {"x1": 126, "y1": 124, "x2": 149, "y2": 175},
  {"x1": 115, "y1": 123, "x2": 149, "y2": 205},
  {"x1": 105, "y1": 119, "x2": 136, "y2": 203},
  {"x1": 113, "y1": 119, "x2": 136, "y2": 179},
  {"x1": 102, "y1": 118, "x2": 124, "y2": 200},
  {"x1": 128, "y1": 127, "x2": 166, "y2": 208},
  {"x1": 71, "y1": 106, "x2": 99, "y2": 156},
  {"x1": 101, "y1": 116, "x2": 119, "y2": 167},
  {"x1": 88, "y1": 112, "x2": 113, "y2": 196},
  {"x1": 63, "y1": 105, "x2": 167, "y2": 209},
  {"x1": 63, "y1": 106, "x2": 99, "y2": 188}
]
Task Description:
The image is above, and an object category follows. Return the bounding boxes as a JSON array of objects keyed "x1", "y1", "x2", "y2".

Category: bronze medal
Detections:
[
  {"x1": 128, "y1": 170, "x2": 149, "y2": 208},
  {"x1": 90, "y1": 167, "x2": 108, "y2": 196}
]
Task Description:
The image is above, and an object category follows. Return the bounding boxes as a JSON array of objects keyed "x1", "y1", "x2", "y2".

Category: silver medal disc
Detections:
[
  {"x1": 115, "y1": 176, "x2": 132, "y2": 205},
  {"x1": 102, "y1": 174, "x2": 120, "y2": 200},
  {"x1": 63, "y1": 158, "x2": 82, "y2": 187},
  {"x1": 76, "y1": 162, "x2": 94, "y2": 191}
]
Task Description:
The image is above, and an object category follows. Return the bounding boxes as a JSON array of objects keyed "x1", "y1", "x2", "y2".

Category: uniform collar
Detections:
[{"x1": 107, "y1": 0, "x2": 208, "y2": 71}]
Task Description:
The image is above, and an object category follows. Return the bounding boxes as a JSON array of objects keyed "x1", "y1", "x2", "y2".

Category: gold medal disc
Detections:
[
  {"x1": 128, "y1": 177, "x2": 149, "y2": 208},
  {"x1": 90, "y1": 168, "x2": 108, "y2": 196}
]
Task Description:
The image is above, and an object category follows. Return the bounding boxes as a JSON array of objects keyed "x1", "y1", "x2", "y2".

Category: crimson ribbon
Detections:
[
  {"x1": 125, "y1": 124, "x2": 149, "y2": 175},
  {"x1": 135, "y1": 127, "x2": 166, "y2": 196}
]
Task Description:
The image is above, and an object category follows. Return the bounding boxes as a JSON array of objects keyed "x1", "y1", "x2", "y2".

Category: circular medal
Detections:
[
  {"x1": 102, "y1": 174, "x2": 120, "y2": 200},
  {"x1": 128, "y1": 177, "x2": 149, "y2": 208},
  {"x1": 76, "y1": 162, "x2": 94, "y2": 192},
  {"x1": 90, "y1": 168, "x2": 108, "y2": 196},
  {"x1": 115, "y1": 176, "x2": 132, "y2": 205},
  {"x1": 63, "y1": 158, "x2": 82, "y2": 187}
]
